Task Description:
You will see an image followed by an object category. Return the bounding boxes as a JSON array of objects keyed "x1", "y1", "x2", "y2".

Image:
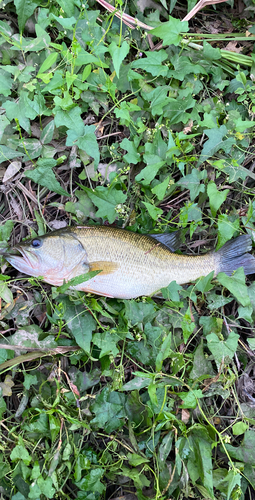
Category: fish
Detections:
[{"x1": 3, "y1": 226, "x2": 255, "y2": 299}]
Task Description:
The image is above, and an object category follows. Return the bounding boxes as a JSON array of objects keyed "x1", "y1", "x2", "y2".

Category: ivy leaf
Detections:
[
  {"x1": 136, "y1": 154, "x2": 165, "y2": 185},
  {"x1": 207, "y1": 181, "x2": 229, "y2": 217},
  {"x1": 151, "y1": 176, "x2": 170, "y2": 200},
  {"x1": 108, "y1": 41, "x2": 130, "y2": 79},
  {"x1": 168, "y1": 55, "x2": 207, "y2": 81},
  {"x1": 151, "y1": 17, "x2": 189, "y2": 46},
  {"x1": 82, "y1": 186, "x2": 127, "y2": 224},
  {"x1": 120, "y1": 137, "x2": 140, "y2": 164},
  {"x1": 142, "y1": 86, "x2": 170, "y2": 116},
  {"x1": 54, "y1": 106, "x2": 84, "y2": 135},
  {"x1": 178, "y1": 169, "x2": 206, "y2": 201},
  {"x1": 164, "y1": 95, "x2": 196, "y2": 125},
  {"x1": 207, "y1": 331, "x2": 239, "y2": 368},
  {"x1": 197, "y1": 125, "x2": 236, "y2": 167},
  {"x1": 66, "y1": 125, "x2": 100, "y2": 167},
  {"x1": 143, "y1": 201, "x2": 163, "y2": 220},
  {"x1": 61, "y1": 298, "x2": 97, "y2": 353},
  {"x1": 24, "y1": 159, "x2": 69, "y2": 196},
  {"x1": 217, "y1": 267, "x2": 251, "y2": 307},
  {"x1": 10, "y1": 443, "x2": 32, "y2": 465},
  {"x1": 93, "y1": 331, "x2": 119, "y2": 358},
  {"x1": 3, "y1": 92, "x2": 37, "y2": 133},
  {"x1": 217, "y1": 214, "x2": 240, "y2": 249},
  {"x1": 132, "y1": 50, "x2": 169, "y2": 77}
]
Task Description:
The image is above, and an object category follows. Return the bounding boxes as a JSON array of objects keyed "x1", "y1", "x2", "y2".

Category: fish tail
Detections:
[{"x1": 217, "y1": 234, "x2": 255, "y2": 276}]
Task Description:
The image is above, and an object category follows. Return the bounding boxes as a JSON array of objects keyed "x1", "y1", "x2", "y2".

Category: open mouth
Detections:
[{"x1": 3, "y1": 246, "x2": 39, "y2": 274}]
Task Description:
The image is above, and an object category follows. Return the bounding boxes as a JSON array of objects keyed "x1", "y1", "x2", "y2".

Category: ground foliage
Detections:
[{"x1": 0, "y1": 0, "x2": 255, "y2": 499}]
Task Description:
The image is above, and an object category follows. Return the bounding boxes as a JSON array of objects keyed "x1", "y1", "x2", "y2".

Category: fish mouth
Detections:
[{"x1": 3, "y1": 246, "x2": 40, "y2": 275}]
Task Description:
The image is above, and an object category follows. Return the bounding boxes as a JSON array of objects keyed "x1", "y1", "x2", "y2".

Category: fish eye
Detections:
[{"x1": 31, "y1": 239, "x2": 42, "y2": 248}]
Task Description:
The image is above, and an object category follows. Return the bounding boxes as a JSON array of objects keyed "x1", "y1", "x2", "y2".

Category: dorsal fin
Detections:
[{"x1": 149, "y1": 230, "x2": 181, "y2": 252}]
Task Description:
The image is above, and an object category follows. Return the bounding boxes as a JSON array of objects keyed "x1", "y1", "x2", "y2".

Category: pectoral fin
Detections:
[{"x1": 89, "y1": 261, "x2": 119, "y2": 275}]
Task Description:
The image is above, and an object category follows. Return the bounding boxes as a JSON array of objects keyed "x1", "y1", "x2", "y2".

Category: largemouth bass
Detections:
[{"x1": 3, "y1": 226, "x2": 255, "y2": 299}]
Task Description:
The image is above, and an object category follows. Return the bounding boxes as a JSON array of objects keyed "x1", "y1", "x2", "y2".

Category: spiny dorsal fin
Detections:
[{"x1": 149, "y1": 230, "x2": 181, "y2": 252}]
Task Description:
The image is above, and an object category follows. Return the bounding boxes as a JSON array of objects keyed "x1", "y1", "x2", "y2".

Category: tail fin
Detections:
[{"x1": 218, "y1": 234, "x2": 255, "y2": 276}]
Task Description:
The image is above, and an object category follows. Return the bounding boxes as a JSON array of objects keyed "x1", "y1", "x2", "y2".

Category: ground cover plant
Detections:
[{"x1": 0, "y1": 0, "x2": 255, "y2": 498}]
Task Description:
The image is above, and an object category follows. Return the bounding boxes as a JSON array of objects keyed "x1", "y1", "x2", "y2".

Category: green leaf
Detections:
[
  {"x1": 195, "y1": 271, "x2": 214, "y2": 294},
  {"x1": 0, "y1": 281, "x2": 13, "y2": 304},
  {"x1": 178, "y1": 169, "x2": 206, "y2": 201},
  {"x1": 66, "y1": 125, "x2": 100, "y2": 168},
  {"x1": 109, "y1": 41, "x2": 130, "y2": 79},
  {"x1": 207, "y1": 181, "x2": 229, "y2": 217},
  {"x1": 164, "y1": 95, "x2": 196, "y2": 125},
  {"x1": 37, "y1": 476, "x2": 55, "y2": 499},
  {"x1": 143, "y1": 86, "x2": 170, "y2": 116},
  {"x1": 151, "y1": 176, "x2": 170, "y2": 200},
  {"x1": 55, "y1": 0, "x2": 75, "y2": 17},
  {"x1": 10, "y1": 444, "x2": 32, "y2": 465},
  {"x1": 24, "y1": 159, "x2": 69, "y2": 196},
  {"x1": 120, "y1": 137, "x2": 140, "y2": 164},
  {"x1": 57, "y1": 270, "x2": 101, "y2": 293},
  {"x1": 142, "y1": 201, "x2": 163, "y2": 220},
  {"x1": 155, "y1": 332, "x2": 172, "y2": 372},
  {"x1": 38, "y1": 52, "x2": 58, "y2": 74},
  {"x1": 232, "y1": 421, "x2": 249, "y2": 436},
  {"x1": 14, "y1": 0, "x2": 39, "y2": 32},
  {"x1": 127, "y1": 453, "x2": 150, "y2": 467},
  {"x1": 168, "y1": 54, "x2": 207, "y2": 80},
  {"x1": 82, "y1": 185, "x2": 127, "y2": 224},
  {"x1": 161, "y1": 280, "x2": 182, "y2": 301},
  {"x1": 62, "y1": 298, "x2": 97, "y2": 353},
  {"x1": 132, "y1": 50, "x2": 169, "y2": 77},
  {"x1": 179, "y1": 389, "x2": 203, "y2": 409},
  {"x1": 190, "y1": 341, "x2": 214, "y2": 380},
  {"x1": 151, "y1": 17, "x2": 189, "y2": 46},
  {"x1": 197, "y1": 125, "x2": 236, "y2": 167},
  {"x1": 189, "y1": 428, "x2": 214, "y2": 499},
  {"x1": 51, "y1": 14, "x2": 77, "y2": 29},
  {"x1": 135, "y1": 154, "x2": 165, "y2": 185},
  {"x1": 225, "y1": 430, "x2": 255, "y2": 466},
  {"x1": 247, "y1": 337, "x2": 255, "y2": 350},
  {"x1": 217, "y1": 214, "x2": 240, "y2": 249},
  {"x1": 217, "y1": 267, "x2": 251, "y2": 307},
  {"x1": 23, "y1": 373, "x2": 37, "y2": 390},
  {"x1": 0, "y1": 69, "x2": 13, "y2": 96},
  {"x1": 93, "y1": 331, "x2": 119, "y2": 358},
  {"x1": 207, "y1": 331, "x2": 239, "y2": 367},
  {"x1": 54, "y1": 106, "x2": 84, "y2": 135},
  {"x1": 40, "y1": 120, "x2": 55, "y2": 144}
]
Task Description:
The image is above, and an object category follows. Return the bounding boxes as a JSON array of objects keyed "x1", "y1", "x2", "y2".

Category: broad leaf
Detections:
[
  {"x1": 151, "y1": 17, "x2": 189, "y2": 46},
  {"x1": 109, "y1": 41, "x2": 130, "y2": 79},
  {"x1": 25, "y1": 159, "x2": 69, "y2": 196}
]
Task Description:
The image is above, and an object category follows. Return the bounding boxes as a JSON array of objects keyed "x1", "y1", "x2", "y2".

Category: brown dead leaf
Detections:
[
  {"x1": 182, "y1": 120, "x2": 193, "y2": 135},
  {"x1": 181, "y1": 408, "x2": 190, "y2": 423},
  {"x1": 224, "y1": 41, "x2": 243, "y2": 53}
]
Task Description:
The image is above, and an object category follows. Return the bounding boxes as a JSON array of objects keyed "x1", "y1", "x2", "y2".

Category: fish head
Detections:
[{"x1": 4, "y1": 230, "x2": 88, "y2": 286}]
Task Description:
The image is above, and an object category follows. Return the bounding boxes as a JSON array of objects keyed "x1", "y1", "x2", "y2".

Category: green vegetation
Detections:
[{"x1": 0, "y1": 0, "x2": 255, "y2": 498}]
